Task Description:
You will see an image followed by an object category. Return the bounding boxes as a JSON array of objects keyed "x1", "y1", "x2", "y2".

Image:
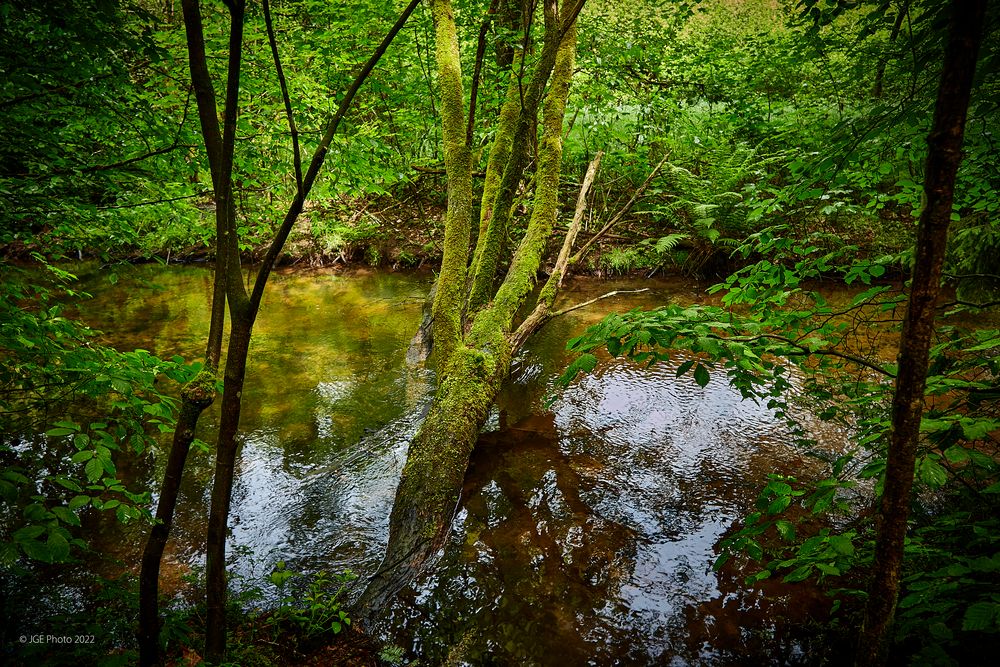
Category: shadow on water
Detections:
[{"x1": 49, "y1": 267, "x2": 854, "y2": 664}]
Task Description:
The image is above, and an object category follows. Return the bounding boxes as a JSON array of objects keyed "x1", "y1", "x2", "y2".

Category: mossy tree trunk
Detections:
[
  {"x1": 429, "y1": 0, "x2": 474, "y2": 370},
  {"x1": 362, "y1": 1, "x2": 585, "y2": 612},
  {"x1": 466, "y1": 1, "x2": 584, "y2": 311}
]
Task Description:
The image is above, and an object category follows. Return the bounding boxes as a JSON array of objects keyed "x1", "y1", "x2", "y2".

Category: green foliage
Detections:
[
  {"x1": 1, "y1": 262, "x2": 196, "y2": 565},
  {"x1": 2, "y1": 570, "x2": 143, "y2": 666},
  {"x1": 599, "y1": 245, "x2": 656, "y2": 275},
  {"x1": 379, "y1": 644, "x2": 407, "y2": 665},
  {"x1": 895, "y1": 513, "x2": 1000, "y2": 664},
  {"x1": 267, "y1": 562, "x2": 357, "y2": 638},
  {"x1": 558, "y1": 225, "x2": 1000, "y2": 662}
]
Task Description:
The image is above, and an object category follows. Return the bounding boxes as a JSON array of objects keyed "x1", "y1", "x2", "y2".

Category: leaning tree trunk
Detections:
[
  {"x1": 856, "y1": 0, "x2": 986, "y2": 664},
  {"x1": 360, "y1": 6, "x2": 582, "y2": 612}
]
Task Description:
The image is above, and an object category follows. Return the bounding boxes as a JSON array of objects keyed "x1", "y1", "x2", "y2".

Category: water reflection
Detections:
[
  {"x1": 393, "y1": 343, "x2": 840, "y2": 664},
  {"x1": 67, "y1": 266, "x2": 846, "y2": 663}
]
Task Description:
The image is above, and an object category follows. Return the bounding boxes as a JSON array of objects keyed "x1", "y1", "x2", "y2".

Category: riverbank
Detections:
[{"x1": 2, "y1": 181, "x2": 915, "y2": 282}]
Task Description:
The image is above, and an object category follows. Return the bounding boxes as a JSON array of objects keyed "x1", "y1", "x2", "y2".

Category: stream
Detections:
[{"x1": 66, "y1": 264, "x2": 852, "y2": 664}]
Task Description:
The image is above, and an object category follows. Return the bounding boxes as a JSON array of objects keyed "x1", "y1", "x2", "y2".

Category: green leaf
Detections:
[
  {"x1": 0, "y1": 541, "x2": 19, "y2": 567},
  {"x1": 51, "y1": 475, "x2": 82, "y2": 492},
  {"x1": 51, "y1": 506, "x2": 81, "y2": 527},
  {"x1": 85, "y1": 457, "x2": 103, "y2": 483},
  {"x1": 676, "y1": 359, "x2": 695, "y2": 377},
  {"x1": 917, "y1": 457, "x2": 948, "y2": 488},
  {"x1": 784, "y1": 565, "x2": 813, "y2": 583},
  {"x1": 559, "y1": 353, "x2": 599, "y2": 385},
  {"x1": 943, "y1": 446, "x2": 970, "y2": 464},
  {"x1": 775, "y1": 520, "x2": 796, "y2": 541},
  {"x1": 829, "y1": 534, "x2": 854, "y2": 556},
  {"x1": 13, "y1": 525, "x2": 46, "y2": 541},
  {"x1": 962, "y1": 602, "x2": 999, "y2": 632},
  {"x1": 693, "y1": 363, "x2": 710, "y2": 387},
  {"x1": 71, "y1": 450, "x2": 94, "y2": 464},
  {"x1": 816, "y1": 563, "x2": 841, "y2": 576},
  {"x1": 69, "y1": 495, "x2": 91, "y2": 510},
  {"x1": 2, "y1": 470, "x2": 31, "y2": 485},
  {"x1": 21, "y1": 538, "x2": 52, "y2": 562},
  {"x1": 961, "y1": 418, "x2": 1000, "y2": 441},
  {"x1": 47, "y1": 532, "x2": 70, "y2": 562}
]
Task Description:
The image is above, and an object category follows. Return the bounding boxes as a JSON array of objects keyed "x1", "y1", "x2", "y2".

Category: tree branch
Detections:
[
  {"x1": 570, "y1": 152, "x2": 668, "y2": 265},
  {"x1": 467, "y1": 0, "x2": 501, "y2": 145},
  {"x1": 262, "y1": 0, "x2": 302, "y2": 195},
  {"x1": 511, "y1": 151, "x2": 602, "y2": 350},
  {"x1": 551, "y1": 288, "x2": 650, "y2": 317},
  {"x1": 248, "y1": 0, "x2": 422, "y2": 313}
]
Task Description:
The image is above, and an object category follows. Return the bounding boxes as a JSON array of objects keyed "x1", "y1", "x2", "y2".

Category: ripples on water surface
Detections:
[{"x1": 73, "y1": 266, "x2": 848, "y2": 664}]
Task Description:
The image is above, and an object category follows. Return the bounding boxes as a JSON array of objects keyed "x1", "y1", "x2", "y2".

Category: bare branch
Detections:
[
  {"x1": 262, "y1": 0, "x2": 302, "y2": 195},
  {"x1": 556, "y1": 152, "x2": 603, "y2": 287},
  {"x1": 511, "y1": 151, "x2": 603, "y2": 350},
  {"x1": 551, "y1": 288, "x2": 650, "y2": 317},
  {"x1": 570, "y1": 152, "x2": 669, "y2": 266}
]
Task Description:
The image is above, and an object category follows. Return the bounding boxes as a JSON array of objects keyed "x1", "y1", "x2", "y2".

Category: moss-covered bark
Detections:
[
  {"x1": 429, "y1": 0, "x2": 474, "y2": 371},
  {"x1": 469, "y1": 58, "x2": 521, "y2": 273},
  {"x1": 359, "y1": 342, "x2": 512, "y2": 610},
  {"x1": 362, "y1": 15, "x2": 580, "y2": 615},
  {"x1": 473, "y1": 21, "x2": 577, "y2": 333},
  {"x1": 466, "y1": 1, "x2": 569, "y2": 312}
]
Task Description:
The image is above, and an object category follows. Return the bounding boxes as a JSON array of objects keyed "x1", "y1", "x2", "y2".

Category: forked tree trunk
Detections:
[
  {"x1": 856, "y1": 0, "x2": 986, "y2": 663},
  {"x1": 361, "y1": 4, "x2": 582, "y2": 613},
  {"x1": 136, "y1": 1, "x2": 421, "y2": 663}
]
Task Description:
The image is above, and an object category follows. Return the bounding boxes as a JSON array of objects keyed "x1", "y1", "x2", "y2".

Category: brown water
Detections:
[{"x1": 70, "y1": 264, "x2": 854, "y2": 665}]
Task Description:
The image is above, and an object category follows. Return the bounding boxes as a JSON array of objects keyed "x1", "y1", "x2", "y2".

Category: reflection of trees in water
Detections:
[
  {"x1": 396, "y1": 414, "x2": 643, "y2": 665},
  {"x1": 678, "y1": 551, "x2": 839, "y2": 665}
]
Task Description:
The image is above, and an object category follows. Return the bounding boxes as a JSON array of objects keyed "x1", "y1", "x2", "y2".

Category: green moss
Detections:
[
  {"x1": 467, "y1": 24, "x2": 568, "y2": 313},
  {"x1": 180, "y1": 369, "x2": 218, "y2": 407},
  {"x1": 429, "y1": 0, "x2": 474, "y2": 370},
  {"x1": 469, "y1": 60, "x2": 523, "y2": 288},
  {"x1": 473, "y1": 24, "x2": 578, "y2": 333}
]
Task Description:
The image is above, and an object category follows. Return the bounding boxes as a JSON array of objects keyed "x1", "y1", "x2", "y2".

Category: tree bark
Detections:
[
  {"x1": 137, "y1": 377, "x2": 216, "y2": 667},
  {"x1": 137, "y1": 1, "x2": 235, "y2": 663},
  {"x1": 362, "y1": 8, "x2": 582, "y2": 614},
  {"x1": 856, "y1": 1, "x2": 986, "y2": 664},
  {"x1": 136, "y1": 0, "x2": 421, "y2": 662},
  {"x1": 429, "y1": 0, "x2": 475, "y2": 371},
  {"x1": 466, "y1": 0, "x2": 585, "y2": 311}
]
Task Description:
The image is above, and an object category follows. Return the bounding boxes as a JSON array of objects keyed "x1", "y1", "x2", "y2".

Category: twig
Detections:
[
  {"x1": 551, "y1": 288, "x2": 650, "y2": 317},
  {"x1": 570, "y1": 152, "x2": 669, "y2": 265},
  {"x1": 262, "y1": 0, "x2": 302, "y2": 194},
  {"x1": 411, "y1": 164, "x2": 486, "y2": 178}
]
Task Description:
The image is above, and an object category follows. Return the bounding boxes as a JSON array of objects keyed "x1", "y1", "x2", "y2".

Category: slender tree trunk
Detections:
[
  {"x1": 137, "y1": 0, "x2": 235, "y2": 662},
  {"x1": 136, "y1": 0, "x2": 420, "y2": 661},
  {"x1": 856, "y1": 1, "x2": 986, "y2": 663},
  {"x1": 197, "y1": 2, "x2": 423, "y2": 660},
  {"x1": 429, "y1": 0, "x2": 475, "y2": 371},
  {"x1": 466, "y1": 1, "x2": 581, "y2": 311},
  {"x1": 205, "y1": 318, "x2": 252, "y2": 662},
  {"x1": 137, "y1": 379, "x2": 215, "y2": 666}
]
